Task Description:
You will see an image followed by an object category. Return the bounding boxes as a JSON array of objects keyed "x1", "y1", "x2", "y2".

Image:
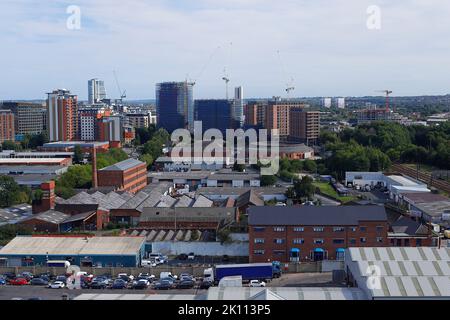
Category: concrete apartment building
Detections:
[
  {"x1": 97, "y1": 158, "x2": 147, "y2": 193},
  {"x1": 0, "y1": 109, "x2": 15, "y2": 142},
  {"x1": 290, "y1": 108, "x2": 320, "y2": 145},
  {"x1": 47, "y1": 89, "x2": 78, "y2": 142},
  {"x1": 248, "y1": 206, "x2": 388, "y2": 263},
  {"x1": 2, "y1": 102, "x2": 47, "y2": 138},
  {"x1": 244, "y1": 102, "x2": 265, "y2": 128},
  {"x1": 264, "y1": 101, "x2": 302, "y2": 137},
  {"x1": 125, "y1": 112, "x2": 153, "y2": 129}
]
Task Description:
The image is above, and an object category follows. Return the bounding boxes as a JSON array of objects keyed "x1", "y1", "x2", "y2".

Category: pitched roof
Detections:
[
  {"x1": 390, "y1": 216, "x2": 429, "y2": 236},
  {"x1": 248, "y1": 205, "x2": 387, "y2": 226},
  {"x1": 99, "y1": 158, "x2": 144, "y2": 171},
  {"x1": 235, "y1": 190, "x2": 264, "y2": 208}
]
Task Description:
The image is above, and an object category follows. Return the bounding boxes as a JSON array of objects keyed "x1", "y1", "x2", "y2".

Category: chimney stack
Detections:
[
  {"x1": 91, "y1": 146, "x2": 98, "y2": 189},
  {"x1": 32, "y1": 181, "x2": 55, "y2": 214}
]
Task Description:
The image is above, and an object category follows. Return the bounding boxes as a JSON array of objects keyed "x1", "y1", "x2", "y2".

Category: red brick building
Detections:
[
  {"x1": 0, "y1": 110, "x2": 15, "y2": 142},
  {"x1": 97, "y1": 158, "x2": 147, "y2": 193},
  {"x1": 289, "y1": 108, "x2": 320, "y2": 145},
  {"x1": 248, "y1": 206, "x2": 388, "y2": 263}
]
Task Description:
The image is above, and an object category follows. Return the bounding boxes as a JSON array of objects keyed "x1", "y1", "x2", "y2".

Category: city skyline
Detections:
[{"x1": 1, "y1": 1, "x2": 450, "y2": 100}]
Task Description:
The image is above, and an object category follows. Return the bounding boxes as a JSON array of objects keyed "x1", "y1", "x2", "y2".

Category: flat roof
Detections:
[
  {"x1": 0, "y1": 158, "x2": 68, "y2": 165},
  {"x1": 414, "y1": 201, "x2": 450, "y2": 217},
  {"x1": 386, "y1": 175, "x2": 422, "y2": 187},
  {"x1": 249, "y1": 205, "x2": 387, "y2": 226},
  {"x1": 401, "y1": 192, "x2": 449, "y2": 204},
  {"x1": 197, "y1": 187, "x2": 288, "y2": 197},
  {"x1": 43, "y1": 141, "x2": 109, "y2": 148},
  {"x1": 0, "y1": 236, "x2": 145, "y2": 256}
]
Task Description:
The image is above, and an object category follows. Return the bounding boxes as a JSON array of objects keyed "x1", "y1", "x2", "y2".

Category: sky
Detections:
[{"x1": 1, "y1": 0, "x2": 450, "y2": 100}]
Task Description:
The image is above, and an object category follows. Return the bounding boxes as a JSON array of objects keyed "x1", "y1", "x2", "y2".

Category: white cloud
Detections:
[{"x1": 0, "y1": 0, "x2": 450, "y2": 99}]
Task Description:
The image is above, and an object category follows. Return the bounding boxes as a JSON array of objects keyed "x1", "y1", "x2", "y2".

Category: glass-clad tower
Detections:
[{"x1": 156, "y1": 82, "x2": 194, "y2": 133}]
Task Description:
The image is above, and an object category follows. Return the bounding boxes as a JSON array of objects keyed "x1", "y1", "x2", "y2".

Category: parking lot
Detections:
[{"x1": 0, "y1": 273, "x2": 340, "y2": 300}]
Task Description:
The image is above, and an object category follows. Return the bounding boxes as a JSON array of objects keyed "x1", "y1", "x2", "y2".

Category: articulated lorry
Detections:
[{"x1": 203, "y1": 262, "x2": 281, "y2": 284}]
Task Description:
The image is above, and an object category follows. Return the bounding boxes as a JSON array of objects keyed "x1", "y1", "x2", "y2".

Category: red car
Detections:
[{"x1": 9, "y1": 278, "x2": 28, "y2": 286}]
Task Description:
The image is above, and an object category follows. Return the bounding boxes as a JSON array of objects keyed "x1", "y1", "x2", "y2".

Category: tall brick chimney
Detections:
[
  {"x1": 32, "y1": 181, "x2": 55, "y2": 214},
  {"x1": 91, "y1": 146, "x2": 98, "y2": 189}
]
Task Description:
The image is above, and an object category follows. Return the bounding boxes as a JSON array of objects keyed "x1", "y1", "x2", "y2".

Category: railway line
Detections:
[{"x1": 391, "y1": 164, "x2": 450, "y2": 194}]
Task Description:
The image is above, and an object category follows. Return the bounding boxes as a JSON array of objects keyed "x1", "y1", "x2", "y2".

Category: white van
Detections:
[
  {"x1": 160, "y1": 272, "x2": 178, "y2": 281},
  {"x1": 149, "y1": 253, "x2": 166, "y2": 264}
]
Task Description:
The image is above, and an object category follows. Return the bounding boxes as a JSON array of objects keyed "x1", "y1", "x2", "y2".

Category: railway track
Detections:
[{"x1": 390, "y1": 164, "x2": 450, "y2": 194}]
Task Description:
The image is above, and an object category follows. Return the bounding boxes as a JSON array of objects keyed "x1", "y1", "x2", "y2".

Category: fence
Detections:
[{"x1": 0, "y1": 261, "x2": 344, "y2": 278}]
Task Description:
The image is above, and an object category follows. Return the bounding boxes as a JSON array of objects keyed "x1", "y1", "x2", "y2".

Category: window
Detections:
[
  {"x1": 273, "y1": 227, "x2": 285, "y2": 232},
  {"x1": 376, "y1": 226, "x2": 384, "y2": 233},
  {"x1": 293, "y1": 238, "x2": 304, "y2": 244},
  {"x1": 293, "y1": 227, "x2": 304, "y2": 232},
  {"x1": 404, "y1": 239, "x2": 410, "y2": 246},
  {"x1": 333, "y1": 227, "x2": 345, "y2": 232},
  {"x1": 349, "y1": 239, "x2": 357, "y2": 245},
  {"x1": 349, "y1": 227, "x2": 357, "y2": 232},
  {"x1": 254, "y1": 238, "x2": 265, "y2": 244},
  {"x1": 360, "y1": 226, "x2": 367, "y2": 232},
  {"x1": 333, "y1": 239, "x2": 345, "y2": 244},
  {"x1": 273, "y1": 250, "x2": 285, "y2": 256},
  {"x1": 416, "y1": 239, "x2": 422, "y2": 247},
  {"x1": 360, "y1": 237, "x2": 367, "y2": 243},
  {"x1": 274, "y1": 238, "x2": 285, "y2": 244},
  {"x1": 313, "y1": 227, "x2": 325, "y2": 232},
  {"x1": 314, "y1": 239, "x2": 324, "y2": 244},
  {"x1": 253, "y1": 227, "x2": 265, "y2": 232},
  {"x1": 253, "y1": 250, "x2": 265, "y2": 255},
  {"x1": 376, "y1": 237, "x2": 383, "y2": 243}
]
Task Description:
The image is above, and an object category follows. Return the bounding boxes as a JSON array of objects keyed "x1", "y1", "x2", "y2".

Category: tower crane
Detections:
[
  {"x1": 277, "y1": 50, "x2": 295, "y2": 99},
  {"x1": 375, "y1": 90, "x2": 393, "y2": 112},
  {"x1": 222, "y1": 68, "x2": 230, "y2": 100},
  {"x1": 113, "y1": 70, "x2": 126, "y2": 104}
]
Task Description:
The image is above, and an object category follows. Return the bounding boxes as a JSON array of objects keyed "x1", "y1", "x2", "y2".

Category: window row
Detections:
[
  {"x1": 254, "y1": 226, "x2": 385, "y2": 233},
  {"x1": 254, "y1": 237, "x2": 384, "y2": 244}
]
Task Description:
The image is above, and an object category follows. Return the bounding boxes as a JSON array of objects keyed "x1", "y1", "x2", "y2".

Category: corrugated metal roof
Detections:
[
  {"x1": 206, "y1": 287, "x2": 367, "y2": 300},
  {"x1": 0, "y1": 236, "x2": 145, "y2": 256},
  {"x1": 100, "y1": 158, "x2": 145, "y2": 172}
]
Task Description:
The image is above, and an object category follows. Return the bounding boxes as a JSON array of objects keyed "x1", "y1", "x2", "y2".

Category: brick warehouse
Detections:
[
  {"x1": 248, "y1": 206, "x2": 388, "y2": 263},
  {"x1": 97, "y1": 158, "x2": 147, "y2": 193}
]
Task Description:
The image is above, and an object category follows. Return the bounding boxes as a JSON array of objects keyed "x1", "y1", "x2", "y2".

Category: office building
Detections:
[
  {"x1": 194, "y1": 99, "x2": 233, "y2": 134},
  {"x1": 233, "y1": 86, "x2": 244, "y2": 128},
  {"x1": 98, "y1": 116, "x2": 122, "y2": 146},
  {"x1": 88, "y1": 79, "x2": 107, "y2": 104},
  {"x1": 2, "y1": 102, "x2": 47, "y2": 138},
  {"x1": 47, "y1": 89, "x2": 78, "y2": 142},
  {"x1": 156, "y1": 82, "x2": 194, "y2": 133},
  {"x1": 0, "y1": 110, "x2": 15, "y2": 142},
  {"x1": 289, "y1": 108, "x2": 320, "y2": 145},
  {"x1": 248, "y1": 205, "x2": 388, "y2": 263}
]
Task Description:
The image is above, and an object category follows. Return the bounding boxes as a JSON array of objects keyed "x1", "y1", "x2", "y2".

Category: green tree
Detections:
[
  {"x1": 73, "y1": 145, "x2": 84, "y2": 164},
  {"x1": 260, "y1": 175, "x2": 277, "y2": 186},
  {"x1": 2, "y1": 140, "x2": 19, "y2": 151},
  {"x1": 0, "y1": 176, "x2": 23, "y2": 207},
  {"x1": 293, "y1": 176, "x2": 315, "y2": 201},
  {"x1": 303, "y1": 160, "x2": 317, "y2": 173},
  {"x1": 139, "y1": 153, "x2": 154, "y2": 169}
]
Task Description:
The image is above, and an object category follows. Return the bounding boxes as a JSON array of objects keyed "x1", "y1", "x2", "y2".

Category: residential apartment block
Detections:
[
  {"x1": 0, "y1": 110, "x2": 15, "y2": 142},
  {"x1": 47, "y1": 89, "x2": 78, "y2": 142}
]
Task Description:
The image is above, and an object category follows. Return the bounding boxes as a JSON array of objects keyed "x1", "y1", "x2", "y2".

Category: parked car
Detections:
[
  {"x1": 48, "y1": 281, "x2": 65, "y2": 289},
  {"x1": 176, "y1": 279, "x2": 195, "y2": 289},
  {"x1": 117, "y1": 273, "x2": 134, "y2": 282},
  {"x1": 20, "y1": 272, "x2": 34, "y2": 281},
  {"x1": 187, "y1": 252, "x2": 195, "y2": 260},
  {"x1": 141, "y1": 260, "x2": 157, "y2": 267},
  {"x1": 154, "y1": 280, "x2": 172, "y2": 290},
  {"x1": 3, "y1": 272, "x2": 16, "y2": 280},
  {"x1": 137, "y1": 273, "x2": 155, "y2": 282},
  {"x1": 249, "y1": 280, "x2": 266, "y2": 287},
  {"x1": 0, "y1": 277, "x2": 6, "y2": 286},
  {"x1": 199, "y1": 280, "x2": 213, "y2": 290},
  {"x1": 10, "y1": 278, "x2": 28, "y2": 286},
  {"x1": 30, "y1": 278, "x2": 48, "y2": 286},
  {"x1": 179, "y1": 273, "x2": 195, "y2": 282},
  {"x1": 159, "y1": 272, "x2": 177, "y2": 281},
  {"x1": 55, "y1": 275, "x2": 67, "y2": 284},
  {"x1": 111, "y1": 279, "x2": 127, "y2": 289},
  {"x1": 178, "y1": 253, "x2": 188, "y2": 260},
  {"x1": 90, "y1": 281, "x2": 107, "y2": 289},
  {"x1": 133, "y1": 279, "x2": 150, "y2": 289}
]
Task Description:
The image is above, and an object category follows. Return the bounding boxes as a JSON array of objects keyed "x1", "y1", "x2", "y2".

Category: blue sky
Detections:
[{"x1": 1, "y1": 0, "x2": 450, "y2": 100}]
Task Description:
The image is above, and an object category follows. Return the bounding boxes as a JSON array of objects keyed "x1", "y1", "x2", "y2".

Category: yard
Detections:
[{"x1": 312, "y1": 182, "x2": 357, "y2": 204}]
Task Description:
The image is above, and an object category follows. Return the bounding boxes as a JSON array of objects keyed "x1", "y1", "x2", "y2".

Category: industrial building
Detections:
[
  {"x1": 97, "y1": 158, "x2": 148, "y2": 193},
  {"x1": 0, "y1": 236, "x2": 146, "y2": 267},
  {"x1": 345, "y1": 247, "x2": 450, "y2": 300},
  {"x1": 248, "y1": 206, "x2": 388, "y2": 263}
]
